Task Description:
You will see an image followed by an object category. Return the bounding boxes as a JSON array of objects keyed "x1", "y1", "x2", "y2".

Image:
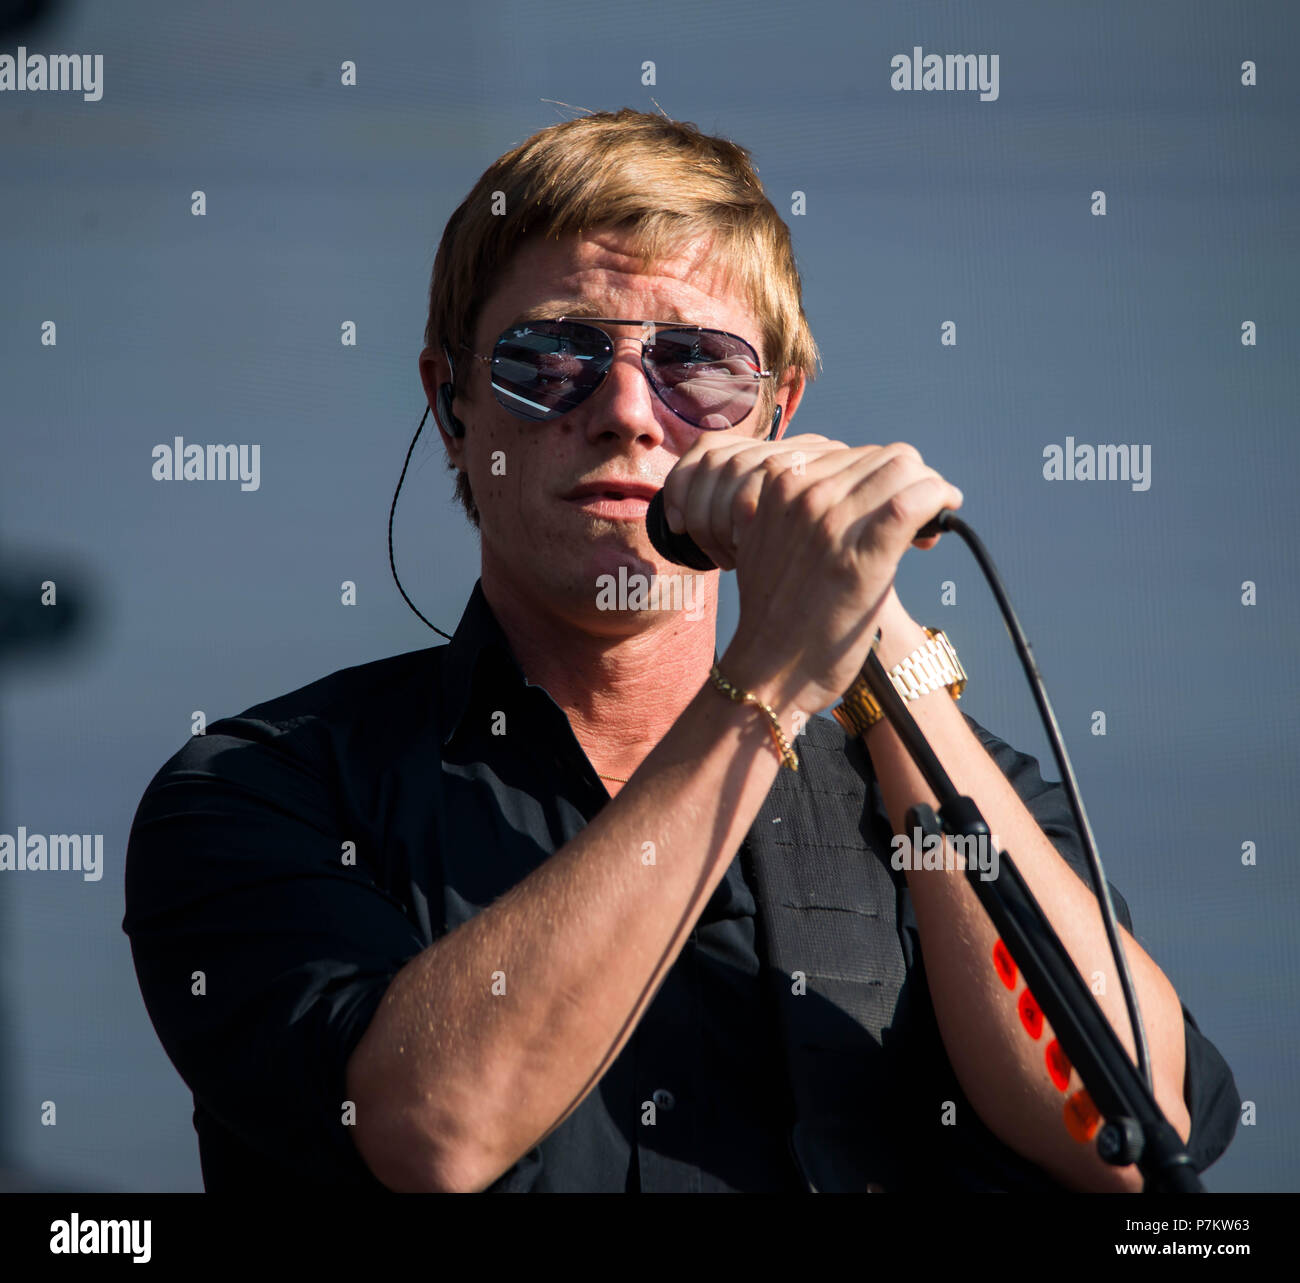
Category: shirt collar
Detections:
[
  {"x1": 439, "y1": 578, "x2": 724, "y2": 749},
  {"x1": 440, "y1": 579, "x2": 529, "y2": 748}
]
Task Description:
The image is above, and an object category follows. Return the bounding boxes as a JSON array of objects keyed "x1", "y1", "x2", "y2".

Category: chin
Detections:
[
  {"x1": 587, "y1": 539, "x2": 657, "y2": 582},
  {"x1": 487, "y1": 515, "x2": 659, "y2": 608}
]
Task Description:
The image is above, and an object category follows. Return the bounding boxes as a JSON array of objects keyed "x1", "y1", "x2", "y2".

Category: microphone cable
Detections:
[
  {"x1": 917, "y1": 511, "x2": 1153, "y2": 1095},
  {"x1": 388, "y1": 404, "x2": 454, "y2": 642}
]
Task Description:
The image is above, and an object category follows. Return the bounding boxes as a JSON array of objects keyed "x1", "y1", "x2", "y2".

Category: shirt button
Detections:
[{"x1": 652, "y1": 1088, "x2": 676, "y2": 1111}]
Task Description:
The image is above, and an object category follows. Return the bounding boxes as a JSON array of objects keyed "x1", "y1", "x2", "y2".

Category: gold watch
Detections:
[{"x1": 832, "y1": 627, "x2": 967, "y2": 737}]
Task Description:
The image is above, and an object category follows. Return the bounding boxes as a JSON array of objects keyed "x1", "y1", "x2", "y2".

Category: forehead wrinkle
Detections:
[
  {"x1": 510, "y1": 274, "x2": 742, "y2": 333},
  {"x1": 507, "y1": 301, "x2": 697, "y2": 327},
  {"x1": 554, "y1": 245, "x2": 740, "y2": 322}
]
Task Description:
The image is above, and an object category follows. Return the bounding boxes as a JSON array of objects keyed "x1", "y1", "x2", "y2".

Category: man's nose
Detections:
[{"x1": 581, "y1": 337, "x2": 670, "y2": 443}]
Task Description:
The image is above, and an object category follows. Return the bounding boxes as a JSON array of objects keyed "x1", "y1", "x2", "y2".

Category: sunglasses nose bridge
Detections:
[{"x1": 588, "y1": 334, "x2": 665, "y2": 416}]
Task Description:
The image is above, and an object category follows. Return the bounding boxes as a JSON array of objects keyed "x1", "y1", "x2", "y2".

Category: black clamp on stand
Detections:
[{"x1": 860, "y1": 644, "x2": 1201, "y2": 1193}]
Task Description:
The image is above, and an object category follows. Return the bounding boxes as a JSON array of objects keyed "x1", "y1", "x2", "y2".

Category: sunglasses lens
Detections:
[
  {"x1": 646, "y1": 329, "x2": 762, "y2": 428},
  {"x1": 489, "y1": 322, "x2": 610, "y2": 421}
]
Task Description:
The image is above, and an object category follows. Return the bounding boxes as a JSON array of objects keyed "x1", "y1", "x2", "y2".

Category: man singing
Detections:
[{"x1": 123, "y1": 108, "x2": 1238, "y2": 1193}]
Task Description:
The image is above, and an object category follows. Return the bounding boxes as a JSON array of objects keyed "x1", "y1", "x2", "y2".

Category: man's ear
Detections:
[{"x1": 771, "y1": 368, "x2": 807, "y2": 440}]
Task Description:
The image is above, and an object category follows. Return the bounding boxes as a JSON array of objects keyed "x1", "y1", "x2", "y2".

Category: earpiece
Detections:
[
  {"x1": 766, "y1": 404, "x2": 782, "y2": 441},
  {"x1": 435, "y1": 341, "x2": 466, "y2": 438},
  {"x1": 436, "y1": 382, "x2": 466, "y2": 438}
]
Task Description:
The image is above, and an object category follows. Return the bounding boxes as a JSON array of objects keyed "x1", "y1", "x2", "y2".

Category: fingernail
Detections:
[{"x1": 666, "y1": 504, "x2": 683, "y2": 533}]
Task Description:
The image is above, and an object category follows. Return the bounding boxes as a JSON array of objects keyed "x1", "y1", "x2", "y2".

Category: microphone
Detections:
[{"x1": 645, "y1": 490, "x2": 954, "y2": 570}]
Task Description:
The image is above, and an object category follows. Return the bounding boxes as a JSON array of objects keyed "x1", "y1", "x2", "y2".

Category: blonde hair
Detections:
[{"x1": 424, "y1": 107, "x2": 822, "y2": 526}]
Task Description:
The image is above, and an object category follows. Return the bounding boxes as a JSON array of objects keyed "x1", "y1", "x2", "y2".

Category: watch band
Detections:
[{"x1": 831, "y1": 627, "x2": 967, "y2": 738}]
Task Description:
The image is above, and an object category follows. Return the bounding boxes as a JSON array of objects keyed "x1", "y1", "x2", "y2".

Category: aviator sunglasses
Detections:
[{"x1": 448, "y1": 317, "x2": 774, "y2": 430}]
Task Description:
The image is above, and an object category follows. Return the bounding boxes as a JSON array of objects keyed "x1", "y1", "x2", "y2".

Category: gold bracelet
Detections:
[{"x1": 708, "y1": 664, "x2": 799, "y2": 772}]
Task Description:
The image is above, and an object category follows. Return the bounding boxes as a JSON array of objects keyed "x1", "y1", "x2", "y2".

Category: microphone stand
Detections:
[{"x1": 859, "y1": 642, "x2": 1202, "y2": 1193}]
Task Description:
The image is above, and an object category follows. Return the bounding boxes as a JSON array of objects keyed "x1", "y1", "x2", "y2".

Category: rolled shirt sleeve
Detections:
[{"x1": 123, "y1": 714, "x2": 429, "y2": 1188}]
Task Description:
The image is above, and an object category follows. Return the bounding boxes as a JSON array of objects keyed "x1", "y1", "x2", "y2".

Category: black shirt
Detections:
[{"x1": 122, "y1": 580, "x2": 1240, "y2": 1192}]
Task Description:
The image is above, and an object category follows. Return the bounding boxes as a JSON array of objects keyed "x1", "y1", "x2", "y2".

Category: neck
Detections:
[{"x1": 480, "y1": 564, "x2": 719, "y2": 776}]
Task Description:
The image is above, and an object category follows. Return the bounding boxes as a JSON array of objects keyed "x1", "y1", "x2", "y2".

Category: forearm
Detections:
[
  {"x1": 346, "y1": 678, "x2": 783, "y2": 1193},
  {"x1": 864, "y1": 607, "x2": 1190, "y2": 1192}
]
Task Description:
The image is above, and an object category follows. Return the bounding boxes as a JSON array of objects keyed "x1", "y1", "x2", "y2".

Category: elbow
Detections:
[
  {"x1": 427, "y1": 1147, "x2": 498, "y2": 1194},
  {"x1": 351, "y1": 1100, "x2": 501, "y2": 1194},
  {"x1": 345, "y1": 1037, "x2": 518, "y2": 1193},
  {"x1": 395, "y1": 1135, "x2": 501, "y2": 1194},
  {"x1": 346, "y1": 1050, "x2": 466, "y2": 1193},
  {"x1": 348, "y1": 1097, "x2": 442, "y2": 1192},
  {"x1": 1102, "y1": 1165, "x2": 1145, "y2": 1195},
  {"x1": 350, "y1": 1099, "x2": 474, "y2": 1193}
]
